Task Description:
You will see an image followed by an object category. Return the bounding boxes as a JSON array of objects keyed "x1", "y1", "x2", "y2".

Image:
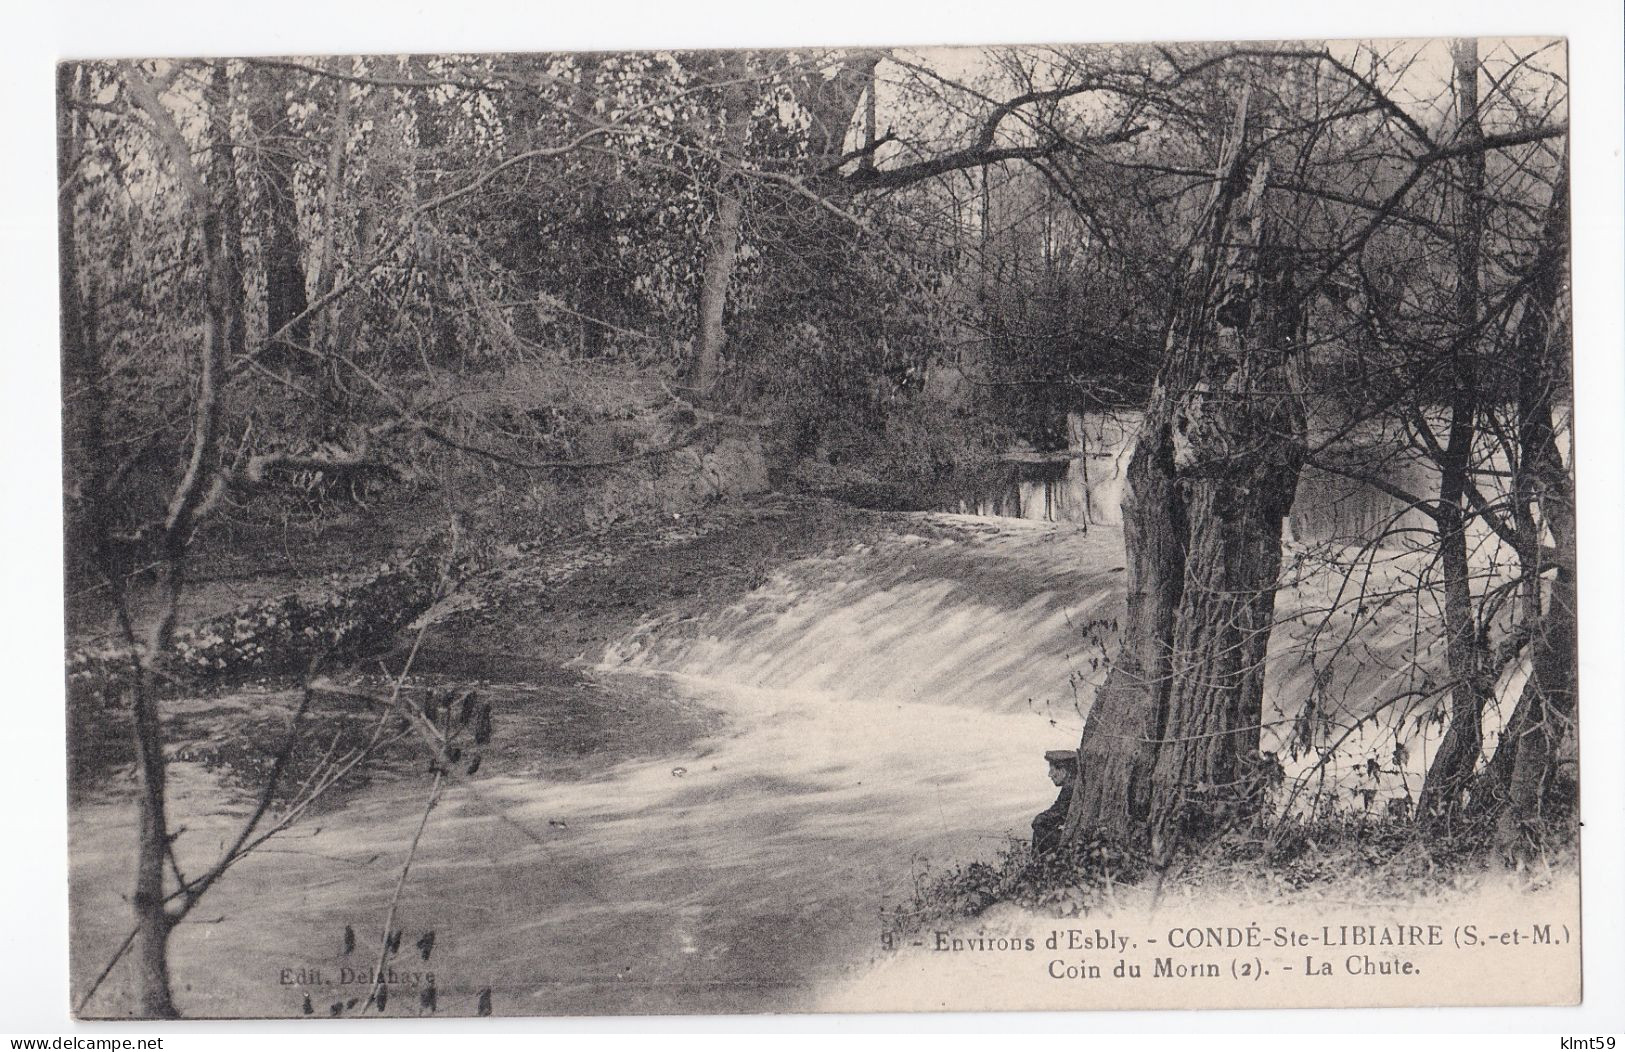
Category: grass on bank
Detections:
[{"x1": 883, "y1": 805, "x2": 1580, "y2": 944}]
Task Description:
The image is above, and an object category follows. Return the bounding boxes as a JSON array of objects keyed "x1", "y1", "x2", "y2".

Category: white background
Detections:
[{"x1": 4, "y1": 0, "x2": 1621, "y2": 1039}]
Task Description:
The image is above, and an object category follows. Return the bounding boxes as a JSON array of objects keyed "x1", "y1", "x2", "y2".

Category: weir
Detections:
[
  {"x1": 602, "y1": 511, "x2": 1497, "y2": 813},
  {"x1": 68, "y1": 513, "x2": 1490, "y2": 1018},
  {"x1": 604, "y1": 520, "x2": 1126, "y2": 714},
  {"x1": 954, "y1": 409, "x2": 1539, "y2": 554}
]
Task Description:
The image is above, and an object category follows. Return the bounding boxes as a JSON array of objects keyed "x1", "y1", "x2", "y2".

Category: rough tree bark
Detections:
[{"x1": 1062, "y1": 93, "x2": 1305, "y2": 855}]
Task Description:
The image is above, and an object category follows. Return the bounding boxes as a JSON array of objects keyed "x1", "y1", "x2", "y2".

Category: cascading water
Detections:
[
  {"x1": 599, "y1": 512, "x2": 1471, "y2": 812},
  {"x1": 70, "y1": 511, "x2": 1475, "y2": 1018},
  {"x1": 603, "y1": 517, "x2": 1126, "y2": 713}
]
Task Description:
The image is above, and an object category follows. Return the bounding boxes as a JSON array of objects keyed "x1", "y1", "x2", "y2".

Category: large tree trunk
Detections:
[
  {"x1": 1063, "y1": 413, "x2": 1184, "y2": 836},
  {"x1": 1419, "y1": 40, "x2": 1491, "y2": 819},
  {"x1": 1147, "y1": 418, "x2": 1300, "y2": 845},
  {"x1": 1064, "y1": 94, "x2": 1304, "y2": 854},
  {"x1": 692, "y1": 53, "x2": 754, "y2": 396}
]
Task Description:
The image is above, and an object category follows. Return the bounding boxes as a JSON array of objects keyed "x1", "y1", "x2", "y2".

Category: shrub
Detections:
[
  {"x1": 68, "y1": 548, "x2": 470, "y2": 702},
  {"x1": 883, "y1": 834, "x2": 1145, "y2": 945}
]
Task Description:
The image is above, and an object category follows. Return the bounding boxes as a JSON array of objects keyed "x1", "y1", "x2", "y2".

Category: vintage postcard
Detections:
[{"x1": 59, "y1": 36, "x2": 1580, "y2": 1018}]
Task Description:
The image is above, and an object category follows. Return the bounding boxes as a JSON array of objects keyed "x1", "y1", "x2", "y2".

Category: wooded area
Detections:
[{"x1": 59, "y1": 40, "x2": 1573, "y2": 1018}]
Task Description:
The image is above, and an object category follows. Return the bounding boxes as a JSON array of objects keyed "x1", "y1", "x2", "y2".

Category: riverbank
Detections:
[
  {"x1": 65, "y1": 493, "x2": 880, "y2": 798},
  {"x1": 69, "y1": 494, "x2": 1101, "y2": 1017},
  {"x1": 65, "y1": 491, "x2": 1577, "y2": 1018}
]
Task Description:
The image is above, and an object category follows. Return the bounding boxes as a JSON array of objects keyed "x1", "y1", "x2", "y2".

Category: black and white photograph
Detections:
[{"x1": 36, "y1": 19, "x2": 1614, "y2": 1025}]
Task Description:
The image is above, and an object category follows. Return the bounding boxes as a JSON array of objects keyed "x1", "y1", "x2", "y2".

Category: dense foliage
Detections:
[{"x1": 57, "y1": 40, "x2": 1575, "y2": 1017}]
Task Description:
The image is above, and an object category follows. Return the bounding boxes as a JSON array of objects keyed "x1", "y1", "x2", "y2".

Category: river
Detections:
[{"x1": 69, "y1": 513, "x2": 1453, "y2": 1017}]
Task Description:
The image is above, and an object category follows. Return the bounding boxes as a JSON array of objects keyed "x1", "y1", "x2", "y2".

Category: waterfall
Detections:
[
  {"x1": 601, "y1": 512, "x2": 1503, "y2": 810},
  {"x1": 603, "y1": 519, "x2": 1128, "y2": 717}
]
